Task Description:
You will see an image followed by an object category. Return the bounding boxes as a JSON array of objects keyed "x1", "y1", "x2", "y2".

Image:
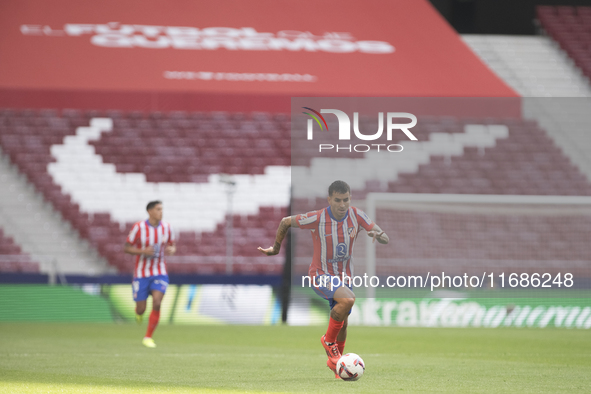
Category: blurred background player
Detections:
[
  {"x1": 124, "y1": 200, "x2": 176, "y2": 348},
  {"x1": 258, "y1": 180, "x2": 389, "y2": 377}
]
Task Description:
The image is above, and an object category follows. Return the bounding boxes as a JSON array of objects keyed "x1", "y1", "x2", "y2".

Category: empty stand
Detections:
[
  {"x1": 0, "y1": 141, "x2": 108, "y2": 275},
  {"x1": 292, "y1": 195, "x2": 591, "y2": 278},
  {"x1": 386, "y1": 118, "x2": 591, "y2": 196},
  {"x1": 537, "y1": 6, "x2": 591, "y2": 82},
  {"x1": 462, "y1": 33, "x2": 591, "y2": 192},
  {"x1": 3, "y1": 108, "x2": 591, "y2": 278},
  {"x1": 0, "y1": 228, "x2": 39, "y2": 273},
  {"x1": 462, "y1": 34, "x2": 591, "y2": 97},
  {"x1": 291, "y1": 116, "x2": 591, "y2": 277},
  {"x1": 370, "y1": 208, "x2": 591, "y2": 277},
  {"x1": 293, "y1": 116, "x2": 591, "y2": 199},
  {"x1": 91, "y1": 111, "x2": 290, "y2": 183},
  {"x1": 0, "y1": 109, "x2": 289, "y2": 275}
]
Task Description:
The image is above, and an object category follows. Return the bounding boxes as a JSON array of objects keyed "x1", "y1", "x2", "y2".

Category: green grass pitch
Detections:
[{"x1": 0, "y1": 323, "x2": 590, "y2": 393}]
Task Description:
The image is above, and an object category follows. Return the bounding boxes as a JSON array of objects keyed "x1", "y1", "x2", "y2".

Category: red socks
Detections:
[
  {"x1": 145, "y1": 310, "x2": 160, "y2": 338},
  {"x1": 337, "y1": 340, "x2": 346, "y2": 355},
  {"x1": 325, "y1": 317, "x2": 344, "y2": 344}
]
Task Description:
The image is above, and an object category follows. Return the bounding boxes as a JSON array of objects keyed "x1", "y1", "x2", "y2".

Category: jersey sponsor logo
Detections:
[
  {"x1": 151, "y1": 244, "x2": 161, "y2": 259},
  {"x1": 326, "y1": 243, "x2": 350, "y2": 263},
  {"x1": 336, "y1": 243, "x2": 348, "y2": 258},
  {"x1": 327, "y1": 256, "x2": 349, "y2": 263}
]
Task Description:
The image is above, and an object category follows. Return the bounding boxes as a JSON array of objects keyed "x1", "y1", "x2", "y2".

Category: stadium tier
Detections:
[
  {"x1": 387, "y1": 118, "x2": 591, "y2": 196},
  {"x1": 293, "y1": 116, "x2": 591, "y2": 198},
  {"x1": 0, "y1": 108, "x2": 288, "y2": 275},
  {"x1": 0, "y1": 228, "x2": 38, "y2": 273},
  {"x1": 537, "y1": 6, "x2": 591, "y2": 81},
  {"x1": 2, "y1": 108, "x2": 591, "y2": 277},
  {"x1": 92, "y1": 111, "x2": 291, "y2": 182},
  {"x1": 371, "y1": 205, "x2": 591, "y2": 277},
  {"x1": 291, "y1": 115, "x2": 591, "y2": 278}
]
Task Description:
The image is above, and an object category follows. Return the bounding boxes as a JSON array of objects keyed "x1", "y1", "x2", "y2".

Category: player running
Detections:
[
  {"x1": 124, "y1": 200, "x2": 176, "y2": 348},
  {"x1": 258, "y1": 180, "x2": 388, "y2": 377}
]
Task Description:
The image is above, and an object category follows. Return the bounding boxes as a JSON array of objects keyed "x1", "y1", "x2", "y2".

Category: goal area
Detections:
[{"x1": 364, "y1": 193, "x2": 591, "y2": 297}]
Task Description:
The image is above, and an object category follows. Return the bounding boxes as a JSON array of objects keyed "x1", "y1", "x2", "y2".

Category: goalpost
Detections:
[{"x1": 364, "y1": 193, "x2": 591, "y2": 298}]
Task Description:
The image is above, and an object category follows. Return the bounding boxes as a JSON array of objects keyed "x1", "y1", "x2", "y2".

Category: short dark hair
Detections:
[
  {"x1": 146, "y1": 200, "x2": 162, "y2": 211},
  {"x1": 328, "y1": 180, "x2": 350, "y2": 196}
]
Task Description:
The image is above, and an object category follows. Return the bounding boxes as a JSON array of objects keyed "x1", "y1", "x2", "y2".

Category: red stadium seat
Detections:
[
  {"x1": 538, "y1": 6, "x2": 591, "y2": 82},
  {"x1": 0, "y1": 230, "x2": 39, "y2": 273}
]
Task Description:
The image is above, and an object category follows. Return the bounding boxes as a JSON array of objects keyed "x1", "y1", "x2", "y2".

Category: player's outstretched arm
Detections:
[
  {"x1": 367, "y1": 224, "x2": 389, "y2": 244},
  {"x1": 257, "y1": 215, "x2": 298, "y2": 256}
]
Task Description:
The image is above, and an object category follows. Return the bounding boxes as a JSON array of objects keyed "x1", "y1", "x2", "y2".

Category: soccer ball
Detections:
[{"x1": 336, "y1": 353, "x2": 365, "y2": 381}]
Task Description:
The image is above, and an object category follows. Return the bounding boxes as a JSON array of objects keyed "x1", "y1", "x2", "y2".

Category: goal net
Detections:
[{"x1": 364, "y1": 193, "x2": 591, "y2": 297}]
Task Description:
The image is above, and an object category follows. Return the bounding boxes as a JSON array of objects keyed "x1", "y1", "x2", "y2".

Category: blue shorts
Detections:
[
  {"x1": 132, "y1": 275, "x2": 169, "y2": 302},
  {"x1": 311, "y1": 274, "x2": 353, "y2": 311}
]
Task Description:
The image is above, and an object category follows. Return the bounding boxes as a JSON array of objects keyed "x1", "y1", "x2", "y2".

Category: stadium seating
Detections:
[
  {"x1": 0, "y1": 108, "x2": 288, "y2": 275},
  {"x1": 291, "y1": 116, "x2": 591, "y2": 277},
  {"x1": 0, "y1": 228, "x2": 39, "y2": 273},
  {"x1": 92, "y1": 111, "x2": 291, "y2": 183},
  {"x1": 2, "y1": 108, "x2": 591, "y2": 277},
  {"x1": 462, "y1": 33, "x2": 591, "y2": 197},
  {"x1": 386, "y1": 117, "x2": 591, "y2": 196},
  {"x1": 292, "y1": 116, "x2": 591, "y2": 199},
  {"x1": 537, "y1": 6, "x2": 591, "y2": 81},
  {"x1": 370, "y1": 209, "x2": 591, "y2": 277}
]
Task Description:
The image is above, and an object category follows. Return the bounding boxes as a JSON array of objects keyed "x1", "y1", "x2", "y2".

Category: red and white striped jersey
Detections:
[
  {"x1": 126, "y1": 220, "x2": 175, "y2": 278},
  {"x1": 295, "y1": 206, "x2": 375, "y2": 277}
]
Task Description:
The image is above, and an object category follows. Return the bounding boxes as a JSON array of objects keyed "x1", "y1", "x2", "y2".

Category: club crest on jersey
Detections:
[{"x1": 348, "y1": 227, "x2": 356, "y2": 238}]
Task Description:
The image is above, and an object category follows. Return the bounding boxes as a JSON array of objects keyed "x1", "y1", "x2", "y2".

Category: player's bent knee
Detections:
[
  {"x1": 339, "y1": 297, "x2": 355, "y2": 310},
  {"x1": 347, "y1": 297, "x2": 356, "y2": 308}
]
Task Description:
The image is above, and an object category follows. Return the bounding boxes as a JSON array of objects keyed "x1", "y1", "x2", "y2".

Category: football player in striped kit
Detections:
[
  {"x1": 124, "y1": 200, "x2": 176, "y2": 348},
  {"x1": 258, "y1": 180, "x2": 388, "y2": 377}
]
